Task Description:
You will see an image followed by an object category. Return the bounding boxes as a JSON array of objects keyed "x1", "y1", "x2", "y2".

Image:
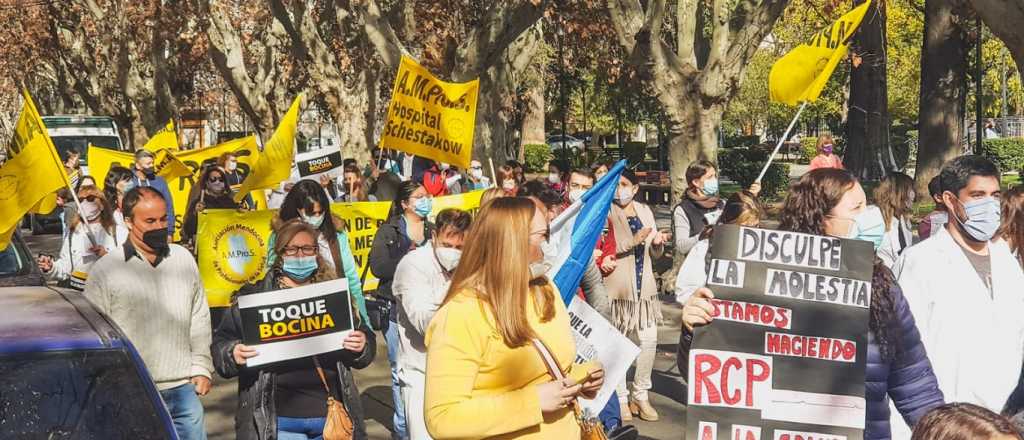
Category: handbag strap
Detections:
[
  {"x1": 312, "y1": 356, "x2": 331, "y2": 395},
  {"x1": 531, "y1": 338, "x2": 566, "y2": 381}
]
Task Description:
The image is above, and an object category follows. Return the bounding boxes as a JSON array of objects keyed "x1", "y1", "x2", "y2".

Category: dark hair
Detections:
[
  {"x1": 779, "y1": 168, "x2": 900, "y2": 361},
  {"x1": 699, "y1": 190, "x2": 764, "y2": 241},
  {"x1": 504, "y1": 159, "x2": 522, "y2": 170},
  {"x1": 435, "y1": 208, "x2": 472, "y2": 235},
  {"x1": 548, "y1": 159, "x2": 570, "y2": 176},
  {"x1": 517, "y1": 180, "x2": 548, "y2": 198},
  {"x1": 103, "y1": 166, "x2": 135, "y2": 208},
  {"x1": 217, "y1": 152, "x2": 235, "y2": 168},
  {"x1": 928, "y1": 175, "x2": 943, "y2": 198},
  {"x1": 57, "y1": 188, "x2": 72, "y2": 201},
  {"x1": 912, "y1": 403, "x2": 1022, "y2": 440},
  {"x1": 939, "y1": 155, "x2": 1000, "y2": 196},
  {"x1": 199, "y1": 167, "x2": 230, "y2": 196},
  {"x1": 278, "y1": 180, "x2": 341, "y2": 241},
  {"x1": 621, "y1": 169, "x2": 639, "y2": 185},
  {"x1": 134, "y1": 149, "x2": 155, "y2": 161},
  {"x1": 570, "y1": 168, "x2": 595, "y2": 181},
  {"x1": 999, "y1": 186, "x2": 1024, "y2": 268},
  {"x1": 388, "y1": 180, "x2": 424, "y2": 220},
  {"x1": 343, "y1": 158, "x2": 358, "y2": 169},
  {"x1": 63, "y1": 147, "x2": 81, "y2": 162},
  {"x1": 685, "y1": 160, "x2": 716, "y2": 189},
  {"x1": 122, "y1": 187, "x2": 166, "y2": 219},
  {"x1": 343, "y1": 164, "x2": 361, "y2": 176}
]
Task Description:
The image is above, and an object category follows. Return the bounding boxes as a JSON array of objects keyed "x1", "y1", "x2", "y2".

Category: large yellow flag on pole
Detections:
[
  {"x1": 143, "y1": 119, "x2": 179, "y2": 151},
  {"x1": 0, "y1": 91, "x2": 72, "y2": 249},
  {"x1": 768, "y1": 0, "x2": 872, "y2": 106},
  {"x1": 233, "y1": 95, "x2": 302, "y2": 203}
]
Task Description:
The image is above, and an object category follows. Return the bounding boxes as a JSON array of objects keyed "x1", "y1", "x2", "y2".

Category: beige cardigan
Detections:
[{"x1": 606, "y1": 202, "x2": 664, "y2": 331}]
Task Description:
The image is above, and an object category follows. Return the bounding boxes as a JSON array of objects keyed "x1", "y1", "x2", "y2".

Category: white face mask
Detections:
[
  {"x1": 529, "y1": 260, "x2": 552, "y2": 279},
  {"x1": 79, "y1": 201, "x2": 101, "y2": 222},
  {"x1": 470, "y1": 169, "x2": 483, "y2": 179},
  {"x1": 439, "y1": 163, "x2": 450, "y2": 171},
  {"x1": 548, "y1": 173, "x2": 560, "y2": 184},
  {"x1": 502, "y1": 180, "x2": 516, "y2": 191},
  {"x1": 616, "y1": 187, "x2": 635, "y2": 206},
  {"x1": 433, "y1": 246, "x2": 462, "y2": 273},
  {"x1": 568, "y1": 188, "x2": 586, "y2": 203}
]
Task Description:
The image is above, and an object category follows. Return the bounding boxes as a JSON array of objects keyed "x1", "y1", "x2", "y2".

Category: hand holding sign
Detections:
[
  {"x1": 683, "y1": 287, "x2": 716, "y2": 332},
  {"x1": 343, "y1": 330, "x2": 366, "y2": 353},
  {"x1": 579, "y1": 365, "x2": 606, "y2": 400},
  {"x1": 232, "y1": 343, "x2": 260, "y2": 365}
]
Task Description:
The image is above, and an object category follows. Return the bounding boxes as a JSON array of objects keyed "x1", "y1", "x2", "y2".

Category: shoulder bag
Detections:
[
  {"x1": 530, "y1": 338, "x2": 608, "y2": 440},
  {"x1": 313, "y1": 356, "x2": 354, "y2": 440}
]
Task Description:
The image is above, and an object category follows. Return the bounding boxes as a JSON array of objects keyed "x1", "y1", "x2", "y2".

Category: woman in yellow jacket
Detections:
[{"x1": 424, "y1": 197, "x2": 605, "y2": 439}]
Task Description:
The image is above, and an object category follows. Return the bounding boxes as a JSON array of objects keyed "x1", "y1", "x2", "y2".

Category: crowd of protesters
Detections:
[{"x1": 26, "y1": 138, "x2": 1024, "y2": 440}]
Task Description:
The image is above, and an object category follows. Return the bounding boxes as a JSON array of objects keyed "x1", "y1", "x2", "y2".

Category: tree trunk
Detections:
[
  {"x1": 969, "y1": 0, "x2": 1024, "y2": 80},
  {"x1": 664, "y1": 99, "x2": 724, "y2": 203},
  {"x1": 915, "y1": 0, "x2": 968, "y2": 197},
  {"x1": 846, "y1": 0, "x2": 893, "y2": 180},
  {"x1": 521, "y1": 81, "x2": 546, "y2": 150}
]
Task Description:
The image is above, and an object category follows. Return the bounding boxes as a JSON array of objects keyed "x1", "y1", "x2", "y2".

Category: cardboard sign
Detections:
[
  {"x1": 566, "y1": 298, "x2": 641, "y2": 416},
  {"x1": 237, "y1": 279, "x2": 354, "y2": 366},
  {"x1": 687, "y1": 225, "x2": 874, "y2": 440}
]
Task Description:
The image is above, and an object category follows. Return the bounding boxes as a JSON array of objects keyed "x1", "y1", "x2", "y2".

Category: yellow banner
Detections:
[
  {"x1": 768, "y1": 0, "x2": 871, "y2": 106},
  {"x1": 0, "y1": 91, "x2": 70, "y2": 249},
  {"x1": 88, "y1": 136, "x2": 262, "y2": 241},
  {"x1": 197, "y1": 190, "x2": 484, "y2": 307},
  {"x1": 143, "y1": 119, "x2": 179, "y2": 151},
  {"x1": 379, "y1": 55, "x2": 479, "y2": 168},
  {"x1": 234, "y1": 96, "x2": 301, "y2": 202}
]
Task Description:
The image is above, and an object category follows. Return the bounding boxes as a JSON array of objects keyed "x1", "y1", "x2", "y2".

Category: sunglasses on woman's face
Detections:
[
  {"x1": 208, "y1": 176, "x2": 224, "y2": 183},
  {"x1": 81, "y1": 195, "x2": 98, "y2": 203}
]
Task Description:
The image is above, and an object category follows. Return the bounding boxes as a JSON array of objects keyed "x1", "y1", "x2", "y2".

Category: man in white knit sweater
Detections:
[{"x1": 84, "y1": 187, "x2": 213, "y2": 440}]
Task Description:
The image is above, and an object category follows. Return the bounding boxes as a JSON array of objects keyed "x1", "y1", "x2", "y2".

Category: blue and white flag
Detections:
[{"x1": 546, "y1": 160, "x2": 626, "y2": 305}]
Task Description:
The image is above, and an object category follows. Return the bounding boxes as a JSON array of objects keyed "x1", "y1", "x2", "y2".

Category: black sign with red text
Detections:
[{"x1": 686, "y1": 225, "x2": 874, "y2": 440}]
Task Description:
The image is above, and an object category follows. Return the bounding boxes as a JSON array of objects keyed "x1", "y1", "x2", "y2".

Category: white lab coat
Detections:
[
  {"x1": 393, "y1": 243, "x2": 451, "y2": 440},
  {"x1": 892, "y1": 227, "x2": 1024, "y2": 411},
  {"x1": 878, "y1": 216, "x2": 912, "y2": 269},
  {"x1": 675, "y1": 239, "x2": 709, "y2": 305},
  {"x1": 45, "y1": 222, "x2": 128, "y2": 286}
]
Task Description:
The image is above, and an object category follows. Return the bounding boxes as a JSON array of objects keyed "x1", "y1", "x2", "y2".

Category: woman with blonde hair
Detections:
[
  {"x1": 998, "y1": 185, "x2": 1024, "y2": 268},
  {"x1": 874, "y1": 172, "x2": 916, "y2": 268},
  {"x1": 424, "y1": 197, "x2": 605, "y2": 439},
  {"x1": 809, "y1": 134, "x2": 844, "y2": 170},
  {"x1": 37, "y1": 185, "x2": 127, "y2": 290},
  {"x1": 212, "y1": 219, "x2": 375, "y2": 439}
]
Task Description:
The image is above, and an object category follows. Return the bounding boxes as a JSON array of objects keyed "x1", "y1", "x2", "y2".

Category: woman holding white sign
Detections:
[
  {"x1": 212, "y1": 220, "x2": 375, "y2": 440},
  {"x1": 424, "y1": 197, "x2": 604, "y2": 439},
  {"x1": 681, "y1": 168, "x2": 944, "y2": 440}
]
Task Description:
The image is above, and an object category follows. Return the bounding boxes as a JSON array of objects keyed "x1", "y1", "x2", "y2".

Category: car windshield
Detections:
[
  {"x1": 0, "y1": 239, "x2": 28, "y2": 278},
  {"x1": 0, "y1": 350, "x2": 171, "y2": 439},
  {"x1": 50, "y1": 136, "x2": 122, "y2": 166}
]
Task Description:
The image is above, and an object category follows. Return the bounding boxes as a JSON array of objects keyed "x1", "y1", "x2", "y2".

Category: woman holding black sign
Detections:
[
  {"x1": 681, "y1": 168, "x2": 944, "y2": 439},
  {"x1": 212, "y1": 220, "x2": 375, "y2": 440}
]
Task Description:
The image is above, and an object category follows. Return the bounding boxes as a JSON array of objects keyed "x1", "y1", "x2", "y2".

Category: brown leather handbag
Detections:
[
  {"x1": 313, "y1": 356, "x2": 354, "y2": 440},
  {"x1": 531, "y1": 339, "x2": 609, "y2": 440}
]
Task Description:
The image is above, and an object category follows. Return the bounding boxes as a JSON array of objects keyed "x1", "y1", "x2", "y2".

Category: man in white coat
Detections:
[
  {"x1": 894, "y1": 155, "x2": 1024, "y2": 413},
  {"x1": 393, "y1": 208, "x2": 471, "y2": 440}
]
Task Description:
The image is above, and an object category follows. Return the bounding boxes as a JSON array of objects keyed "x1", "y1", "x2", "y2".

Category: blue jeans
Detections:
[
  {"x1": 599, "y1": 391, "x2": 622, "y2": 432},
  {"x1": 159, "y1": 383, "x2": 207, "y2": 440},
  {"x1": 385, "y1": 321, "x2": 407, "y2": 439},
  {"x1": 278, "y1": 416, "x2": 326, "y2": 440}
]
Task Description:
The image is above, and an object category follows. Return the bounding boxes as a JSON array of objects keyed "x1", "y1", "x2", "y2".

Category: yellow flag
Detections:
[
  {"x1": 233, "y1": 96, "x2": 301, "y2": 203},
  {"x1": 143, "y1": 119, "x2": 179, "y2": 151},
  {"x1": 87, "y1": 144, "x2": 191, "y2": 187},
  {"x1": 768, "y1": 0, "x2": 872, "y2": 106},
  {"x1": 152, "y1": 148, "x2": 192, "y2": 180},
  {"x1": 0, "y1": 91, "x2": 71, "y2": 249},
  {"x1": 380, "y1": 56, "x2": 479, "y2": 168}
]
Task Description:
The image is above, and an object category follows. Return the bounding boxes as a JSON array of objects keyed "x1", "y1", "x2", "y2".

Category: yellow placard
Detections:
[
  {"x1": 88, "y1": 136, "x2": 261, "y2": 241},
  {"x1": 197, "y1": 190, "x2": 485, "y2": 307},
  {"x1": 768, "y1": 0, "x2": 871, "y2": 106},
  {"x1": 379, "y1": 55, "x2": 479, "y2": 168}
]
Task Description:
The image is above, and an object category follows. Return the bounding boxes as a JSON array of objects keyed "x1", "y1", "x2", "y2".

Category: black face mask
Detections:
[{"x1": 142, "y1": 228, "x2": 168, "y2": 253}]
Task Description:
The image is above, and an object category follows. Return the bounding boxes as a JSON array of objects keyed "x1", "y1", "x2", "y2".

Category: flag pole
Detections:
[
  {"x1": 488, "y1": 158, "x2": 497, "y2": 188},
  {"x1": 756, "y1": 101, "x2": 807, "y2": 183}
]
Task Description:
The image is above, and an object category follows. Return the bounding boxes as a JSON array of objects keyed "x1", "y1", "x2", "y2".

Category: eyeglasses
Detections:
[
  {"x1": 282, "y1": 245, "x2": 318, "y2": 256},
  {"x1": 470, "y1": 166, "x2": 482, "y2": 170}
]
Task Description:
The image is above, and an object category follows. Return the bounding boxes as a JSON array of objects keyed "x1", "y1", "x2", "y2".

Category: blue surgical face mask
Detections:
[
  {"x1": 413, "y1": 196, "x2": 433, "y2": 218},
  {"x1": 703, "y1": 178, "x2": 720, "y2": 196},
  {"x1": 954, "y1": 196, "x2": 1001, "y2": 242},
  {"x1": 282, "y1": 256, "x2": 318, "y2": 281},
  {"x1": 844, "y1": 205, "x2": 886, "y2": 250},
  {"x1": 301, "y1": 212, "x2": 324, "y2": 228}
]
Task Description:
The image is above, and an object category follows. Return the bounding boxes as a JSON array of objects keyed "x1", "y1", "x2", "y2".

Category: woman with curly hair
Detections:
[{"x1": 680, "y1": 168, "x2": 945, "y2": 439}]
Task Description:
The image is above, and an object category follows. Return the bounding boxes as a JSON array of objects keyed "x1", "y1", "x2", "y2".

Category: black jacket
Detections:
[
  {"x1": 367, "y1": 216, "x2": 434, "y2": 304},
  {"x1": 211, "y1": 272, "x2": 376, "y2": 440},
  {"x1": 181, "y1": 192, "x2": 238, "y2": 244}
]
